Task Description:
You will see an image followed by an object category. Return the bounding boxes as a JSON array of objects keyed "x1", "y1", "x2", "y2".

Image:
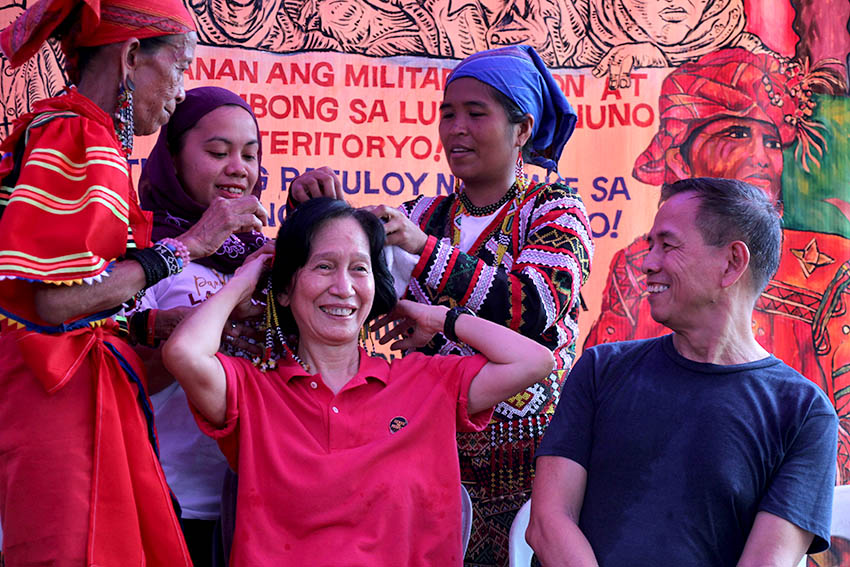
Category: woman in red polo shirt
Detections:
[{"x1": 163, "y1": 197, "x2": 555, "y2": 565}]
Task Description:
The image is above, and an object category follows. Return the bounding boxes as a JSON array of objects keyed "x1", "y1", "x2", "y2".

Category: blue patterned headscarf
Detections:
[{"x1": 445, "y1": 45, "x2": 577, "y2": 173}]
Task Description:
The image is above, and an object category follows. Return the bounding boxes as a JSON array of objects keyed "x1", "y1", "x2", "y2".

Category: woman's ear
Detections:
[
  {"x1": 276, "y1": 291, "x2": 290, "y2": 307},
  {"x1": 517, "y1": 114, "x2": 534, "y2": 149},
  {"x1": 119, "y1": 37, "x2": 142, "y2": 81}
]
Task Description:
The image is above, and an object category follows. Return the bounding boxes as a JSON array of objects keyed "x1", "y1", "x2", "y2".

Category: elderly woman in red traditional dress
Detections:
[{"x1": 0, "y1": 1, "x2": 267, "y2": 564}]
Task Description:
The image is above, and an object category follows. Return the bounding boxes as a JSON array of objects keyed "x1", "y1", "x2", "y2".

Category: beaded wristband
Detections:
[
  {"x1": 125, "y1": 247, "x2": 170, "y2": 288},
  {"x1": 125, "y1": 243, "x2": 184, "y2": 289},
  {"x1": 147, "y1": 309, "x2": 158, "y2": 346},
  {"x1": 152, "y1": 242, "x2": 182, "y2": 276},
  {"x1": 129, "y1": 309, "x2": 149, "y2": 346},
  {"x1": 443, "y1": 305, "x2": 474, "y2": 344},
  {"x1": 158, "y1": 238, "x2": 191, "y2": 269}
]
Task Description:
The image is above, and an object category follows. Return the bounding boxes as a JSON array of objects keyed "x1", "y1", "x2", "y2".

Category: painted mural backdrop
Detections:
[{"x1": 1, "y1": 0, "x2": 848, "y2": 563}]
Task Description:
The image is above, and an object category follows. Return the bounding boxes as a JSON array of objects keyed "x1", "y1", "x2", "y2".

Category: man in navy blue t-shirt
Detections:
[{"x1": 528, "y1": 178, "x2": 838, "y2": 566}]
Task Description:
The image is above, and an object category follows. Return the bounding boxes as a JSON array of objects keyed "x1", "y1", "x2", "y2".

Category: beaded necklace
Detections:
[
  {"x1": 452, "y1": 176, "x2": 529, "y2": 266},
  {"x1": 457, "y1": 182, "x2": 517, "y2": 217}
]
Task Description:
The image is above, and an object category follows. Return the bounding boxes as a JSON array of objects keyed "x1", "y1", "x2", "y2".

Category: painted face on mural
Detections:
[
  {"x1": 682, "y1": 116, "x2": 784, "y2": 205},
  {"x1": 622, "y1": 0, "x2": 711, "y2": 45}
]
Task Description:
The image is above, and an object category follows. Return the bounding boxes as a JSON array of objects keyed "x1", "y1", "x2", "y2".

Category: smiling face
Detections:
[
  {"x1": 439, "y1": 77, "x2": 525, "y2": 193},
  {"x1": 642, "y1": 191, "x2": 728, "y2": 331},
  {"x1": 131, "y1": 33, "x2": 197, "y2": 136},
  {"x1": 622, "y1": 0, "x2": 710, "y2": 45},
  {"x1": 683, "y1": 116, "x2": 784, "y2": 205},
  {"x1": 174, "y1": 105, "x2": 260, "y2": 207},
  {"x1": 279, "y1": 216, "x2": 376, "y2": 348}
]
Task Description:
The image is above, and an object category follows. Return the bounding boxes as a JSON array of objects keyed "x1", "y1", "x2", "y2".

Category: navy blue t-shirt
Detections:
[{"x1": 536, "y1": 334, "x2": 837, "y2": 566}]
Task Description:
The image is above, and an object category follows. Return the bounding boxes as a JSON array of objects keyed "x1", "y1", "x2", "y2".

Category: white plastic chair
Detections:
[
  {"x1": 797, "y1": 485, "x2": 850, "y2": 566},
  {"x1": 461, "y1": 484, "x2": 473, "y2": 556},
  {"x1": 509, "y1": 499, "x2": 534, "y2": 567}
]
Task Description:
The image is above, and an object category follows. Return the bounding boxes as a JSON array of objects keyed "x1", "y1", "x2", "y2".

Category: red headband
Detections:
[{"x1": 1, "y1": 0, "x2": 195, "y2": 68}]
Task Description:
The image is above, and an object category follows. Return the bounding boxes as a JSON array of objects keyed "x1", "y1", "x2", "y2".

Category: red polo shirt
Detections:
[{"x1": 193, "y1": 349, "x2": 491, "y2": 566}]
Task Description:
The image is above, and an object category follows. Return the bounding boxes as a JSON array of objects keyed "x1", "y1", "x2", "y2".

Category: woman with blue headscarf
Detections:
[{"x1": 368, "y1": 45, "x2": 593, "y2": 565}]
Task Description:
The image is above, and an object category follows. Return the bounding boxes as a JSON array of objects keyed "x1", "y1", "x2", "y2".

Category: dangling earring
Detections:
[
  {"x1": 258, "y1": 281, "x2": 311, "y2": 373},
  {"x1": 454, "y1": 175, "x2": 462, "y2": 194},
  {"x1": 515, "y1": 152, "x2": 529, "y2": 195},
  {"x1": 360, "y1": 325, "x2": 377, "y2": 356},
  {"x1": 115, "y1": 75, "x2": 135, "y2": 158},
  {"x1": 257, "y1": 284, "x2": 282, "y2": 371}
]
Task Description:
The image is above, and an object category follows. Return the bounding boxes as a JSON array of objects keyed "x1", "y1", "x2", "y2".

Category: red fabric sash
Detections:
[{"x1": 13, "y1": 323, "x2": 191, "y2": 565}]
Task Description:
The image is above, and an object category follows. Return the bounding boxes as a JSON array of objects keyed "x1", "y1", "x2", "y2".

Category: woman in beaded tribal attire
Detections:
[{"x1": 370, "y1": 45, "x2": 593, "y2": 566}]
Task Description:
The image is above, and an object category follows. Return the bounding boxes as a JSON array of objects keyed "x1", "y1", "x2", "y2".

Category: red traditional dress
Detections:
[
  {"x1": 584, "y1": 228, "x2": 850, "y2": 482},
  {"x1": 0, "y1": 88, "x2": 190, "y2": 565}
]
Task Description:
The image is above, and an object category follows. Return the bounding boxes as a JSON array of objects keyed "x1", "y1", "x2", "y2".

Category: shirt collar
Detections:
[{"x1": 282, "y1": 347, "x2": 390, "y2": 386}]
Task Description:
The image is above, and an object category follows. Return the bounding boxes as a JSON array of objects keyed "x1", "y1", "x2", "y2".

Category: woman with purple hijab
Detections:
[{"x1": 135, "y1": 86, "x2": 270, "y2": 565}]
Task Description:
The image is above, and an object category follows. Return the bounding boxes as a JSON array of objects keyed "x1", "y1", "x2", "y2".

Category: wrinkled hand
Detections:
[
  {"x1": 362, "y1": 204, "x2": 428, "y2": 254},
  {"x1": 153, "y1": 306, "x2": 194, "y2": 340},
  {"x1": 289, "y1": 166, "x2": 343, "y2": 203},
  {"x1": 227, "y1": 252, "x2": 273, "y2": 315},
  {"x1": 245, "y1": 240, "x2": 276, "y2": 263},
  {"x1": 372, "y1": 299, "x2": 448, "y2": 351},
  {"x1": 179, "y1": 195, "x2": 268, "y2": 259},
  {"x1": 593, "y1": 42, "x2": 667, "y2": 89}
]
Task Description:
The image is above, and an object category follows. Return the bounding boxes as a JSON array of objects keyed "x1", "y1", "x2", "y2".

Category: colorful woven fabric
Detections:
[
  {"x1": 0, "y1": 90, "x2": 189, "y2": 566},
  {"x1": 0, "y1": 0, "x2": 195, "y2": 69},
  {"x1": 401, "y1": 180, "x2": 592, "y2": 565},
  {"x1": 0, "y1": 88, "x2": 150, "y2": 291}
]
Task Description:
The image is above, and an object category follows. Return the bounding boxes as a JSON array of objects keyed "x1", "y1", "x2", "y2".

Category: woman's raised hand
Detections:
[
  {"x1": 362, "y1": 205, "x2": 428, "y2": 255},
  {"x1": 373, "y1": 299, "x2": 448, "y2": 351},
  {"x1": 178, "y1": 195, "x2": 268, "y2": 259},
  {"x1": 230, "y1": 252, "x2": 273, "y2": 304},
  {"x1": 289, "y1": 167, "x2": 343, "y2": 203}
]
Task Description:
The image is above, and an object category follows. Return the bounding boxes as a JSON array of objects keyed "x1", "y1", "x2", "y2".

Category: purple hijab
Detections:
[{"x1": 139, "y1": 86, "x2": 267, "y2": 274}]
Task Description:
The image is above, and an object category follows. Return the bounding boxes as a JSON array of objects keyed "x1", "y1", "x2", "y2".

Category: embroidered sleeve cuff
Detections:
[{"x1": 412, "y1": 235, "x2": 438, "y2": 278}]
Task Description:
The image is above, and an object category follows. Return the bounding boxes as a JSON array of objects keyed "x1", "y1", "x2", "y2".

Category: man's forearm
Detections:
[{"x1": 527, "y1": 513, "x2": 599, "y2": 567}]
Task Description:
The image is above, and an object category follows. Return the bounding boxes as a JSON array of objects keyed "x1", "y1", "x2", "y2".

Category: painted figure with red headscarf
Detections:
[
  {"x1": 584, "y1": 47, "x2": 850, "y2": 482},
  {"x1": 0, "y1": 0, "x2": 268, "y2": 563}
]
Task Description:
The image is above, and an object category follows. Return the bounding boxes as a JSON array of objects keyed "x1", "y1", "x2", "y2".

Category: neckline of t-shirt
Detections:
[{"x1": 660, "y1": 333, "x2": 780, "y2": 374}]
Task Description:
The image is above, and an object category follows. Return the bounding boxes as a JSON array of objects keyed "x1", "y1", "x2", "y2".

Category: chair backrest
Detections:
[
  {"x1": 461, "y1": 484, "x2": 473, "y2": 557},
  {"x1": 509, "y1": 499, "x2": 534, "y2": 567},
  {"x1": 797, "y1": 484, "x2": 850, "y2": 567},
  {"x1": 831, "y1": 485, "x2": 850, "y2": 539}
]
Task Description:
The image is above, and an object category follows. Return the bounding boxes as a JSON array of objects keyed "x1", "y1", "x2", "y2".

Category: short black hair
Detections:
[
  {"x1": 660, "y1": 177, "x2": 782, "y2": 293},
  {"x1": 272, "y1": 197, "x2": 397, "y2": 336}
]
